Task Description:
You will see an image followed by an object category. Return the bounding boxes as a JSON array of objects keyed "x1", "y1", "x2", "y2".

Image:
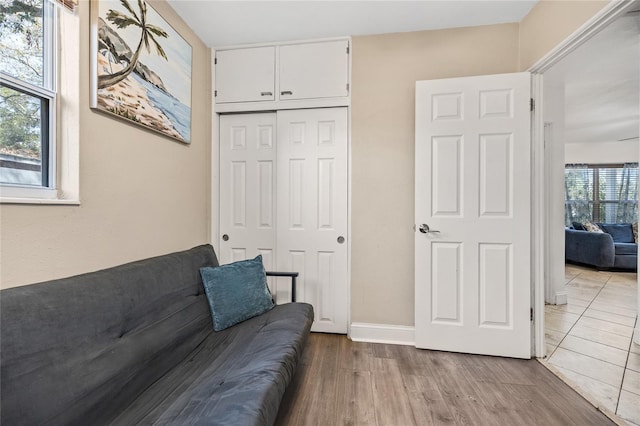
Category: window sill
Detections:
[
  {"x1": 1, "y1": 196, "x2": 80, "y2": 205},
  {"x1": 0, "y1": 185, "x2": 79, "y2": 205}
]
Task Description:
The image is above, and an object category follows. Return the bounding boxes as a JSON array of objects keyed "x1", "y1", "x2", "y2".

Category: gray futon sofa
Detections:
[{"x1": 1, "y1": 244, "x2": 314, "y2": 425}]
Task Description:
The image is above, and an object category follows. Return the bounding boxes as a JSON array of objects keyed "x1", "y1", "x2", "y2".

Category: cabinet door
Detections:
[
  {"x1": 279, "y1": 41, "x2": 349, "y2": 100},
  {"x1": 215, "y1": 47, "x2": 275, "y2": 103}
]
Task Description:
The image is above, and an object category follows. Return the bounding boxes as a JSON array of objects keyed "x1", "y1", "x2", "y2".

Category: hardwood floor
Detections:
[{"x1": 275, "y1": 333, "x2": 615, "y2": 426}]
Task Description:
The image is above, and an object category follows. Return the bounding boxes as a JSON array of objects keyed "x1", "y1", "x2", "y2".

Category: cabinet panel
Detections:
[
  {"x1": 215, "y1": 47, "x2": 275, "y2": 103},
  {"x1": 279, "y1": 40, "x2": 349, "y2": 100}
]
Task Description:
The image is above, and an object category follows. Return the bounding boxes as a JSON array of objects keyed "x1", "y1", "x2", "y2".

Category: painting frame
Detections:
[{"x1": 90, "y1": 0, "x2": 192, "y2": 144}]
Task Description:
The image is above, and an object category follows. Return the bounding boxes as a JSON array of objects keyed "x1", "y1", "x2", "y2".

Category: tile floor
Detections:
[{"x1": 545, "y1": 264, "x2": 640, "y2": 425}]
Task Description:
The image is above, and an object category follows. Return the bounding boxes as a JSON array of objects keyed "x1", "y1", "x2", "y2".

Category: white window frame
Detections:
[{"x1": 1, "y1": 0, "x2": 79, "y2": 205}]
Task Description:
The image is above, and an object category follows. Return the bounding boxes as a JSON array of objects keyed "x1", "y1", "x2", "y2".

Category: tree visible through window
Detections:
[
  {"x1": 565, "y1": 163, "x2": 639, "y2": 226},
  {"x1": 0, "y1": 0, "x2": 55, "y2": 188}
]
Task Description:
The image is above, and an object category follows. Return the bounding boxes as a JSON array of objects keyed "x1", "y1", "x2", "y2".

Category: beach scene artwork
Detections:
[{"x1": 91, "y1": 0, "x2": 192, "y2": 143}]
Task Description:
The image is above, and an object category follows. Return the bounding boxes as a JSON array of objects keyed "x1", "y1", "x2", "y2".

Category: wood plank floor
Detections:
[{"x1": 275, "y1": 333, "x2": 616, "y2": 426}]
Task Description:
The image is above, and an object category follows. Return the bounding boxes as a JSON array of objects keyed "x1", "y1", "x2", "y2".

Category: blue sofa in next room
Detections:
[{"x1": 565, "y1": 222, "x2": 637, "y2": 271}]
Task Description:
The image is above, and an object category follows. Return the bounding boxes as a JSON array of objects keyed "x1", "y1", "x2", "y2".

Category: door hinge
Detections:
[
  {"x1": 530, "y1": 98, "x2": 535, "y2": 112},
  {"x1": 214, "y1": 56, "x2": 217, "y2": 65},
  {"x1": 530, "y1": 307, "x2": 534, "y2": 321},
  {"x1": 346, "y1": 45, "x2": 350, "y2": 54},
  {"x1": 346, "y1": 83, "x2": 350, "y2": 92},
  {"x1": 214, "y1": 90, "x2": 218, "y2": 97}
]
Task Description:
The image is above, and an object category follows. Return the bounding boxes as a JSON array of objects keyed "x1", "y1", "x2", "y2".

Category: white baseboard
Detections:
[
  {"x1": 554, "y1": 291, "x2": 568, "y2": 305},
  {"x1": 349, "y1": 322, "x2": 415, "y2": 346}
]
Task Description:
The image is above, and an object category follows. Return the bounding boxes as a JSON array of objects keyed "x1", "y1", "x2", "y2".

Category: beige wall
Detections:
[
  {"x1": 350, "y1": 24, "x2": 519, "y2": 325},
  {"x1": 0, "y1": 0, "x2": 211, "y2": 288},
  {"x1": 519, "y1": 0, "x2": 610, "y2": 70}
]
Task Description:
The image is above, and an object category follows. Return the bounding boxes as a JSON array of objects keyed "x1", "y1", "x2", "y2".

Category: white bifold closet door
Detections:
[
  {"x1": 219, "y1": 112, "x2": 278, "y2": 290},
  {"x1": 219, "y1": 108, "x2": 348, "y2": 334},
  {"x1": 276, "y1": 108, "x2": 348, "y2": 333}
]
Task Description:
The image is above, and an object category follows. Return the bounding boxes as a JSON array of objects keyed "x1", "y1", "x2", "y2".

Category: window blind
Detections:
[{"x1": 565, "y1": 163, "x2": 639, "y2": 225}]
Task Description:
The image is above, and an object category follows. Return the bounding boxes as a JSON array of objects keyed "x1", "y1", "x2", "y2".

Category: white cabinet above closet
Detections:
[
  {"x1": 279, "y1": 40, "x2": 349, "y2": 100},
  {"x1": 215, "y1": 46, "x2": 275, "y2": 103},
  {"x1": 214, "y1": 39, "x2": 350, "y2": 112}
]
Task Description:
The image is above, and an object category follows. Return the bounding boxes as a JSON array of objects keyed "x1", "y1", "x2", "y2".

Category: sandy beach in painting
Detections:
[{"x1": 96, "y1": 53, "x2": 185, "y2": 142}]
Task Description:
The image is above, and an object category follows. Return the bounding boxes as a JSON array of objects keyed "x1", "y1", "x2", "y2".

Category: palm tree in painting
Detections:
[{"x1": 98, "y1": 0, "x2": 168, "y2": 89}]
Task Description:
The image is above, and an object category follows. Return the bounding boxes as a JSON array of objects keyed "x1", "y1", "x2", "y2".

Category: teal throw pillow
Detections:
[{"x1": 200, "y1": 255, "x2": 274, "y2": 331}]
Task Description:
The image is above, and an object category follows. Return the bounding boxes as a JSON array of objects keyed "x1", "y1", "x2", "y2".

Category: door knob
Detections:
[
  {"x1": 418, "y1": 224, "x2": 440, "y2": 234},
  {"x1": 222, "y1": 234, "x2": 229, "y2": 241}
]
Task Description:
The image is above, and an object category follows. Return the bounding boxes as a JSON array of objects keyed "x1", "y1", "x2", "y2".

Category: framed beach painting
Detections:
[{"x1": 90, "y1": 0, "x2": 192, "y2": 143}]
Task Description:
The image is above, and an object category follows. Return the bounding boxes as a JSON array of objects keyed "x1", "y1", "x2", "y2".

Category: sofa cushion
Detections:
[
  {"x1": 598, "y1": 223, "x2": 635, "y2": 243},
  {"x1": 615, "y1": 243, "x2": 638, "y2": 256},
  {"x1": 1, "y1": 245, "x2": 219, "y2": 426},
  {"x1": 200, "y1": 255, "x2": 274, "y2": 331},
  {"x1": 110, "y1": 303, "x2": 314, "y2": 426}
]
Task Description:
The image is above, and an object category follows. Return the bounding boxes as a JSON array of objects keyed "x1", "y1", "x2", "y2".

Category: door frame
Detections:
[{"x1": 529, "y1": 0, "x2": 639, "y2": 358}]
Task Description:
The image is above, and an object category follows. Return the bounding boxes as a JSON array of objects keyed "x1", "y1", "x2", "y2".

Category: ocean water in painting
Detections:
[{"x1": 132, "y1": 74, "x2": 190, "y2": 142}]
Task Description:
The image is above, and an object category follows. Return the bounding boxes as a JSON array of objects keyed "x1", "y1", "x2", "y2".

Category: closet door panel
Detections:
[
  {"x1": 219, "y1": 113, "x2": 278, "y2": 291},
  {"x1": 276, "y1": 107, "x2": 349, "y2": 333}
]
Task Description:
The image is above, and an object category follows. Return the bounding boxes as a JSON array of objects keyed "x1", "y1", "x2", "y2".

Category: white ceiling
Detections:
[
  {"x1": 166, "y1": 1, "x2": 537, "y2": 48},
  {"x1": 167, "y1": 1, "x2": 638, "y2": 146},
  {"x1": 545, "y1": 11, "x2": 639, "y2": 144}
]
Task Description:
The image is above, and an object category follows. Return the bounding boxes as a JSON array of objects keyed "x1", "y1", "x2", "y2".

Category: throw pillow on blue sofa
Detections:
[
  {"x1": 572, "y1": 222, "x2": 586, "y2": 231},
  {"x1": 200, "y1": 255, "x2": 274, "y2": 331}
]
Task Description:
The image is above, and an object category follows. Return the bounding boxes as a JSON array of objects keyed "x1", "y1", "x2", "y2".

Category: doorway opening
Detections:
[{"x1": 536, "y1": 3, "x2": 640, "y2": 422}]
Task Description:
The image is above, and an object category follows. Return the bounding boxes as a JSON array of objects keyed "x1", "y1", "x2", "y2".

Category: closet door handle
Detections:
[
  {"x1": 281, "y1": 90, "x2": 293, "y2": 96},
  {"x1": 261, "y1": 91, "x2": 272, "y2": 96}
]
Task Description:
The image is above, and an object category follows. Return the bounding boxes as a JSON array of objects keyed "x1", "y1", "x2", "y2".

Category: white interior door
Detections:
[
  {"x1": 277, "y1": 107, "x2": 348, "y2": 333},
  {"x1": 415, "y1": 72, "x2": 532, "y2": 358},
  {"x1": 219, "y1": 113, "x2": 277, "y2": 287}
]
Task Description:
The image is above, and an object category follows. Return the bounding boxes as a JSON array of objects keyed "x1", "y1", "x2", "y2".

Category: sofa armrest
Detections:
[
  {"x1": 266, "y1": 271, "x2": 299, "y2": 302},
  {"x1": 565, "y1": 229, "x2": 615, "y2": 269}
]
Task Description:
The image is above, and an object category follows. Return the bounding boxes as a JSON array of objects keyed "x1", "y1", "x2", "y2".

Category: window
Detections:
[
  {"x1": 0, "y1": 0, "x2": 56, "y2": 193},
  {"x1": 565, "y1": 163, "x2": 638, "y2": 226}
]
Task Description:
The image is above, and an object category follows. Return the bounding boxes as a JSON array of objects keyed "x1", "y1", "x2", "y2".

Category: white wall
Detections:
[
  {"x1": 544, "y1": 83, "x2": 568, "y2": 305},
  {"x1": 565, "y1": 140, "x2": 639, "y2": 164}
]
